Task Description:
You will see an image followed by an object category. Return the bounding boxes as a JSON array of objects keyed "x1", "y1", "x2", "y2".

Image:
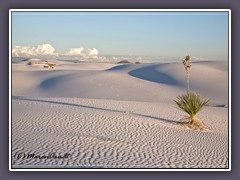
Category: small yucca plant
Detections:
[{"x1": 174, "y1": 92, "x2": 209, "y2": 126}]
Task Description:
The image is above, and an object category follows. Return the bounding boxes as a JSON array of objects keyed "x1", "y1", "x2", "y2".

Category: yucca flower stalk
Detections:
[
  {"x1": 182, "y1": 55, "x2": 191, "y2": 93},
  {"x1": 174, "y1": 92, "x2": 209, "y2": 127},
  {"x1": 174, "y1": 56, "x2": 210, "y2": 129}
]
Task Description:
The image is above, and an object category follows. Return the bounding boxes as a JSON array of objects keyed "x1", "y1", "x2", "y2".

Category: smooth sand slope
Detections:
[{"x1": 12, "y1": 59, "x2": 229, "y2": 168}]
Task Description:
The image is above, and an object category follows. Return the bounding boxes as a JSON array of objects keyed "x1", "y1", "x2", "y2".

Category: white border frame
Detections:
[{"x1": 9, "y1": 9, "x2": 231, "y2": 171}]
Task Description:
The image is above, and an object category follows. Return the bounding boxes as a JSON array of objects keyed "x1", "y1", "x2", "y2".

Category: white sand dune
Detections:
[
  {"x1": 13, "y1": 60, "x2": 228, "y2": 104},
  {"x1": 11, "y1": 59, "x2": 229, "y2": 168}
]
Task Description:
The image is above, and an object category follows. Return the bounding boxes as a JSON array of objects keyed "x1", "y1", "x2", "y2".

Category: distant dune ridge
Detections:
[{"x1": 12, "y1": 58, "x2": 229, "y2": 168}]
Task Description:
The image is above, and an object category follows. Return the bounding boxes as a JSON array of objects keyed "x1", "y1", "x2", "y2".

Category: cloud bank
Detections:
[
  {"x1": 192, "y1": 56, "x2": 207, "y2": 61},
  {"x1": 65, "y1": 47, "x2": 99, "y2": 58},
  {"x1": 12, "y1": 43, "x2": 99, "y2": 59},
  {"x1": 12, "y1": 44, "x2": 57, "y2": 57},
  {"x1": 12, "y1": 43, "x2": 210, "y2": 63}
]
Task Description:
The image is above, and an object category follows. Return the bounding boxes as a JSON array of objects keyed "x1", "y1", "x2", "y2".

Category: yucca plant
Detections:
[
  {"x1": 174, "y1": 55, "x2": 210, "y2": 129},
  {"x1": 174, "y1": 92, "x2": 209, "y2": 126}
]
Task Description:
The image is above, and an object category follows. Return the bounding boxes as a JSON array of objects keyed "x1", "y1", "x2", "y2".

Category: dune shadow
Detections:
[
  {"x1": 106, "y1": 64, "x2": 132, "y2": 71},
  {"x1": 214, "y1": 105, "x2": 227, "y2": 108},
  {"x1": 134, "y1": 113, "x2": 186, "y2": 125},
  {"x1": 12, "y1": 96, "x2": 123, "y2": 113},
  {"x1": 39, "y1": 75, "x2": 69, "y2": 89},
  {"x1": 40, "y1": 78, "x2": 58, "y2": 89},
  {"x1": 12, "y1": 96, "x2": 183, "y2": 125},
  {"x1": 128, "y1": 64, "x2": 179, "y2": 86},
  {"x1": 208, "y1": 104, "x2": 228, "y2": 108}
]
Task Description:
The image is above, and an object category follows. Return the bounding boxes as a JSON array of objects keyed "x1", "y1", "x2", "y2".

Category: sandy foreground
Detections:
[{"x1": 11, "y1": 59, "x2": 229, "y2": 168}]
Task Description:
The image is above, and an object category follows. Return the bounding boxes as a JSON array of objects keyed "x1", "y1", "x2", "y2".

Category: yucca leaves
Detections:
[{"x1": 174, "y1": 92, "x2": 209, "y2": 124}]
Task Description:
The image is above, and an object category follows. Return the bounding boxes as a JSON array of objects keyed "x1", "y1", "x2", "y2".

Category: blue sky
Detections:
[{"x1": 12, "y1": 11, "x2": 229, "y2": 61}]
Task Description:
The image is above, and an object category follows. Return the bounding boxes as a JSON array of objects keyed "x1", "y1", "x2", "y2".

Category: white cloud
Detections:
[
  {"x1": 35, "y1": 44, "x2": 56, "y2": 55},
  {"x1": 12, "y1": 44, "x2": 56, "y2": 57},
  {"x1": 12, "y1": 44, "x2": 100, "y2": 59},
  {"x1": 65, "y1": 47, "x2": 85, "y2": 56},
  {"x1": 87, "y1": 48, "x2": 99, "y2": 57},
  {"x1": 65, "y1": 47, "x2": 99, "y2": 58},
  {"x1": 192, "y1": 56, "x2": 208, "y2": 61}
]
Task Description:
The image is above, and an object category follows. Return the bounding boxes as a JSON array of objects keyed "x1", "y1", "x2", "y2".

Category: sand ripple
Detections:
[{"x1": 12, "y1": 97, "x2": 228, "y2": 168}]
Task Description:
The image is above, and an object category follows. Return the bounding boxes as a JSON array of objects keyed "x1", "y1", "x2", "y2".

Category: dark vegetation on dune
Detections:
[{"x1": 117, "y1": 60, "x2": 131, "y2": 64}]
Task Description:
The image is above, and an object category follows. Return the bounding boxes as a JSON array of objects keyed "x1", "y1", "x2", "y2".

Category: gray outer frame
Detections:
[{"x1": 1, "y1": 0, "x2": 239, "y2": 179}]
